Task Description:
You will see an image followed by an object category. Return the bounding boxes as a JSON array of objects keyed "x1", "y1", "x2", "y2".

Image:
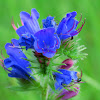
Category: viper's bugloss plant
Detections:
[{"x1": 0, "y1": 8, "x2": 87, "y2": 100}]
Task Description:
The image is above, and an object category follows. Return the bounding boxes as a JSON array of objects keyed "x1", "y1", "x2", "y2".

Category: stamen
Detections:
[
  {"x1": 64, "y1": 41, "x2": 70, "y2": 49},
  {"x1": 70, "y1": 18, "x2": 86, "y2": 36},
  {"x1": 58, "y1": 32, "x2": 70, "y2": 36},
  {"x1": 9, "y1": 45, "x2": 25, "y2": 49},
  {"x1": 62, "y1": 39, "x2": 69, "y2": 45},
  {"x1": 58, "y1": 15, "x2": 85, "y2": 37},
  {"x1": 49, "y1": 50, "x2": 56, "y2": 53},
  {"x1": 11, "y1": 17, "x2": 17, "y2": 31},
  {"x1": 67, "y1": 81, "x2": 84, "y2": 87},
  {"x1": 74, "y1": 81, "x2": 85, "y2": 84},
  {"x1": 37, "y1": 41, "x2": 42, "y2": 50},
  {"x1": 43, "y1": 41, "x2": 47, "y2": 48},
  {"x1": 0, "y1": 60, "x2": 11, "y2": 73},
  {"x1": 69, "y1": 47, "x2": 73, "y2": 50},
  {"x1": 67, "y1": 20, "x2": 75, "y2": 33},
  {"x1": 76, "y1": 13, "x2": 82, "y2": 26},
  {"x1": 0, "y1": 59, "x2": 3, "y2": 63},
  {"x1": 54, "y1": 36, "x2": 59, "y2": 46},
  {"x1": 1, "y1": 50, "x2": 5, "y2": 59},
  {"x1": 0, "y1": 62, "x2": 11, "y2": 72}
]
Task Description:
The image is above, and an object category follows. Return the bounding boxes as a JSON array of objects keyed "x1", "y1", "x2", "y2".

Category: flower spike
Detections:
[{"x1": 1, "y1": 8, "x2": 87, "y2": 100}]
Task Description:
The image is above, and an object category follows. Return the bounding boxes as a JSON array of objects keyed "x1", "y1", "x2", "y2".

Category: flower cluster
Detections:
[{"x1": 0, "y1": 8, "x2": 86, "y2": 100}]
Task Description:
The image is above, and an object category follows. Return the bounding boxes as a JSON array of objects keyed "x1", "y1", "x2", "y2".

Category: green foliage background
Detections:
[{"x1": 0, "y1": 0, "x2": 100, "y2": 100}]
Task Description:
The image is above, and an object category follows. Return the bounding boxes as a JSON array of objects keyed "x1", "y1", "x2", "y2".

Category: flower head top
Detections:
[
  {"x1": 42, "y1": 16, "x2": 56, "y2": 28},
  {"x1": 11, "y1": 9, "x2": 85, "y2": 58}
]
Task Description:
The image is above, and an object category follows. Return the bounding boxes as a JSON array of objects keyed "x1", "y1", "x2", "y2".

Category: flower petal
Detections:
[
  {"x1": 19, "y1": 33, "x2": 35, "y2": 50},
  {"x1": 16, "y1": 26, "x2": 27, "y2": 37},
  {"x1": 5, "y1": 39, "x2": 31, "y2": 72},
  {"x1": 57, "y1": 11, "x2": 78, "y2": 40},
  {"x1": 20, "y1": 8, "x2": 40, "y2": 35},
  {"x1": 42, "y1": 16, "x2": 56, "y2": 28},
  {"x1": 34, "y1": 28, "x2": 60, "y2": 58}
]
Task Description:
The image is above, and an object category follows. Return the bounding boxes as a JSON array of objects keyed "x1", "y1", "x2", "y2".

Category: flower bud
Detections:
[
  {"x1": 57, "y1": 86, "x2": 79, "y2": 100},
  {"x1": 60, "y1": 59, "x2": 74, "y2": 70}
]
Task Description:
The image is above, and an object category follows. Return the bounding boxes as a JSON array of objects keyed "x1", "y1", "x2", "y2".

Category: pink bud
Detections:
[
  {"x1": 60, "y1": 59, "x2": 74, "y2": 70},
  {"x1": 57, "y1": 87, "x2": 79, "y2": 100}
]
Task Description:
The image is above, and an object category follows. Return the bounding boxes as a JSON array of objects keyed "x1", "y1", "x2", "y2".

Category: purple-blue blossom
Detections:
[
  {"x1": 15, "y1": 8, "x2": 40, "y2": 49},
  {"x1": 0, "y1": 8, "x2": 86, "y2": 100},
  {"x1": 34, "y1": 28, "x2": 61, "y2": 58},
  {"x1": 16, "y1": 8, "x2": 40, "y2": 37},
  {"x1": 57, "y1": 11, "x2": 85, "y2": 40},
  {"x1": 4, "y1": 39, "x2": 33, "y2": 80},
  {"x1": 19, "y1": 33, "x2": 35, "y2": 50},
  {"x1": 11, "y1": 8, "x2": 85, "y2": 59},
  {"x1": 54, "y1": 69, "x2": 78, "y2": 90},
  {"x1": 42, "y1": 16, "x2": 56, "y2": 28}
]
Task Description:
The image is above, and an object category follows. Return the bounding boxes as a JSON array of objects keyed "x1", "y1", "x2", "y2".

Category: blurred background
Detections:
[{"x1": 0, "y1": 0, "x2": 100, "y2": 100}]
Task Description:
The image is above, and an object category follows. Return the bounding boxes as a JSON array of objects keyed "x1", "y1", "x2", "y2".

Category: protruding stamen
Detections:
[
  {"x1": 70, "y1": 18, "x2": 86, "y2": 36},
  {"x1": 76, "y1": 13, "x2": 82, "y2": 26},
  {"x1": 54, "y1": 36, "x2": 59, "y2": 46},
  {"x1": 9, "y1": 45, "x2": 25, "y2": 49},
  {"x1": 67, "y1": 20, "x2": 75, "y2": 33},
  {"x1": 1, "y1": 50, "x2": 5, "y2": 59},
  {"x1": 0, "y1": 59, "x2": 3, "y2": 63},
  {"x1": 64, "y1": 41, "x2": 70, "y2": 49},
  {"x1": 0, "y1": 62, "x2": 11, "y2": 72},
  {"x1": 11, "y1": 17, "x2": 17, "y2": 31},
  {"x1": 67, "y1": 81, "x2": 84, "y2": 87},
  {"x1": 62, "y1": 39, "x2": 69, "y2": 45}
]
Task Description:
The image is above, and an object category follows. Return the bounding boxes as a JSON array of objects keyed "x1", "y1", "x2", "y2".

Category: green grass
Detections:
[{"x1": 0, "y1": 0, "x2": 100, "y2": 100}]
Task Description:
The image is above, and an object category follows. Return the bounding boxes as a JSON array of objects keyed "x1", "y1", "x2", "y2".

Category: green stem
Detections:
[
  {"x1": 46, "y1": 85, "x2": 49, "y2": 100},
  {"x1": 41, "y1": 85, "x2": 48, "y2": 100}
]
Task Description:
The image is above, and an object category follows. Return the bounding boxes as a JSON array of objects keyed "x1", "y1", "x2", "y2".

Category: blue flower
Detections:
[
  {"x1": 42, "y1": 16, "x2": 56, "y2": 28},
  {"x1": 57, "y1": 11, "x2": 79, "y2": 40},
  {"x1": 4, "y1": 39, "x2": 33, "y2": 80},
  {"x1": 34, "y1": 28, "x2": 61, "y2": 58},
  {"x1": 19, "y1": 33, "x2": 35, "y2": 50},
  {"x1": 17, "y1": 8, "x2": 40, "y2": 36},
  {"x1": 54, "y1": 69, "x2": 78, "y2": 90},
  {"x1": 16, "y1": 8, "x2": 40, "y2": 49}
]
